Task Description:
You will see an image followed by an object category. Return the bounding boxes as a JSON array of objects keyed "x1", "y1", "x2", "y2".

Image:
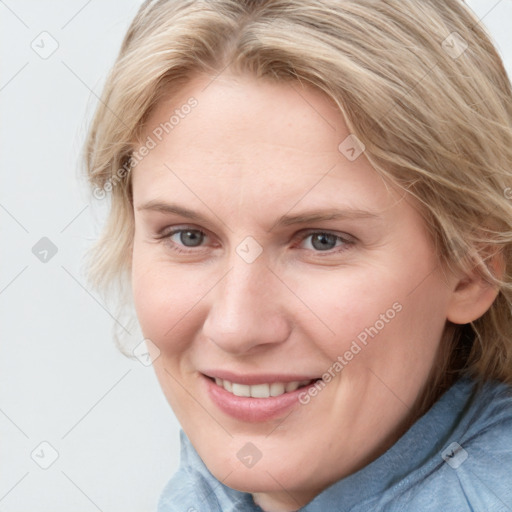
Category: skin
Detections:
[{"x1": 130, "y1": 73, "x2": 497, "y2": 512}]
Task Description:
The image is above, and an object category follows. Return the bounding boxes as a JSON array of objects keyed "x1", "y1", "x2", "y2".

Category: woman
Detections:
[{"x1": 85, "y1": 0, "x2": 512, "y2": 510}]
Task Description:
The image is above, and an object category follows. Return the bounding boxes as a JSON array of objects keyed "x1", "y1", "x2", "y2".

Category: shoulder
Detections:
[
  {"x1": 466, "y1": 377, "x2": 512, "y2": 424},
  {"x1": 392, "y1": 379, "x2": 512, "y2": 511},
  {"x1": 454, "y1": 378, "x2": 512, "y2": 474},
  {"x1": 449, "y1": 379, "x2": 512, "y2": 508}
]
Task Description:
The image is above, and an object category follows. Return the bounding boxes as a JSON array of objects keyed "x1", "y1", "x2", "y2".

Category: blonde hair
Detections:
[{"x1": 85, "y1": 0, "x2": 512, "y2": 402}]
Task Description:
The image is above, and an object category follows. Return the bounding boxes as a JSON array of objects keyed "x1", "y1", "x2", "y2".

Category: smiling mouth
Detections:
[
  {"x1": 210, "y1": 377, "x2": 317, "y2": 398},
  {"x1": 203, "y1": 374, "x2": 322, "y2": 421}
]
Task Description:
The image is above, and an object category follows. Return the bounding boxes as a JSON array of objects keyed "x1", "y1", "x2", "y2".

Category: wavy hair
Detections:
[{"x1": 85, "y1": 0, "x2": 512, "y2": 407}]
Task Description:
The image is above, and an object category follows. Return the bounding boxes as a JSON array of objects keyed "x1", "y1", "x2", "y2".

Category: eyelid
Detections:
[{"x1": 157, "y1": 224, "x2": 208, "y2": 238}]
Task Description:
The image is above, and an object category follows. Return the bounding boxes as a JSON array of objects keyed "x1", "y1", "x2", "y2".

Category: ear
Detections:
[{"x1": 446, "y1": 250, "x2": 503, "y2": 325}]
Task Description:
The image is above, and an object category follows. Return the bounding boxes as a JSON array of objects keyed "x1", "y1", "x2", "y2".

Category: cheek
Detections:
[
  {"x1": 291, "y1": 265, "x2": 449, "y2": 368},
  {"x1": 131, "y1": 244, "x2": 213, "y2": 350},
  {"x1": 131, "y1": 244, "x2": 184, "y2": 343},
  {"x1": 290, "y1": 269, "x2": 402, "y2": 354}
]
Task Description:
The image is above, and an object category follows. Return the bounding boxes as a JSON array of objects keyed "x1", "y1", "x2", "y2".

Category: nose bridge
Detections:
[
  {"x1": 203, "y1": 255, "x2": 290, "y2": 353},
  {"x1": 217, "y1": 257, "x2": 277, "y2": 326}
]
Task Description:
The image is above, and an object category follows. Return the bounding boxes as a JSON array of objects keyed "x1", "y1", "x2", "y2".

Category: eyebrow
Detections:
[
  {"x1": 137, "y1": 200, "x2": 379, "y2": 229},
  {"x1": 274, "y1": 209, "x2": 379, "y2": 227},
  {"x1": 137, "y1": 201, "x2": 205, "y2": 222}
]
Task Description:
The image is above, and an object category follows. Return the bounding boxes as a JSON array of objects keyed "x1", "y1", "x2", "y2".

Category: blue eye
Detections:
[
  {"x1": 169, "y1": 229, "x2": 206, "y2": 247},
  {"x1": 301, "y1": 232, "x2": 350, "y2": 252}
]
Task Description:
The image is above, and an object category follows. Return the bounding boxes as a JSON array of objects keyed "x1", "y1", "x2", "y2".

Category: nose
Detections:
[{"x1": 202, "y1": 257, "x2": 292, "y2": 355}]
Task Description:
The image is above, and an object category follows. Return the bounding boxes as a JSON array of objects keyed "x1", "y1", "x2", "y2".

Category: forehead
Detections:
[{"x1": 132, "y1": 73, "x2": 398, "y2": 217}]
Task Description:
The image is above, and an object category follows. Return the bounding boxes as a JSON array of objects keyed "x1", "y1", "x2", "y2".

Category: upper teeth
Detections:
[{"x1": 214, "y1": 378, "x2": 312, "y2": 398}]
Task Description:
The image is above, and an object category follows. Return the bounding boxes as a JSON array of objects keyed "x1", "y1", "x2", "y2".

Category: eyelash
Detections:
[
  {"x1": 294, "y1": 230, "x2": 354, "y2": 255},
  {"x1": 159, "y1": 228, "x2": 211, "y2": 254},
  {"x1": 157, "y1": 226, "x2": 355, "y2": 256}
]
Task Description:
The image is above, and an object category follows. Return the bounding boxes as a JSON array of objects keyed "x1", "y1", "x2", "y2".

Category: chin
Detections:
[{"x1": 199, "y1": 441, "x2": 314, "y2": 495}]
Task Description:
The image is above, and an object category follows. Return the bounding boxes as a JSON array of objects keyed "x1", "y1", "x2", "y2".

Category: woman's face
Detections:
[{"x1": 131, "y1": 73, "x2": 458, "y2": 510}]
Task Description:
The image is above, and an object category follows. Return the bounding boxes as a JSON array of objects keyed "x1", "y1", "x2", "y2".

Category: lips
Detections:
[{"x1": 202, "y1": 372, "x2": 320, "y2": 422}]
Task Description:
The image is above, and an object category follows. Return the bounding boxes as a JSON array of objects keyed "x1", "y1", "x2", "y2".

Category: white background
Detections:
[{"x1": 0, "y1": 1, "x2": 511, "y2": 511}]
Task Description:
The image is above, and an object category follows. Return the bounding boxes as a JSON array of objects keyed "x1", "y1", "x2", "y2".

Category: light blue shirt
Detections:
[{"x1": 158, "y1": 377, "x2": 512, "y2": 511}]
